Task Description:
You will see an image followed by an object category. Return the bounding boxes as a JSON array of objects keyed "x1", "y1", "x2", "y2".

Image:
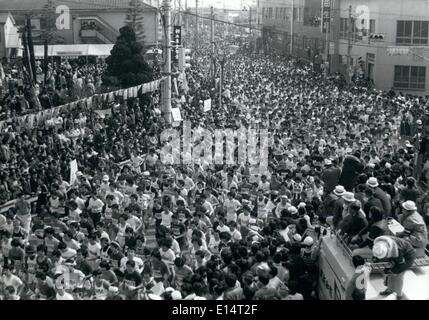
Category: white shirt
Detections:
[
  {"x1": 1, "y1": 274, "x2": 23, "y2": 293},
  {"x1": 120, "y1": 256, "x2": 144, "y2": 272},
  {"x1": 224, "y1": 199, "x2": 241, "y2": 222},
  {"x1": 56, "y1": 291, "x2": 74, "y2": 300},
  {"x1": 161, "y1": 211, "x2": 173, "y2": 228}
]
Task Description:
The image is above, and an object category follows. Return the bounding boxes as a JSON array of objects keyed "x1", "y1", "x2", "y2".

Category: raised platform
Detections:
[{"x1": 319, "y1": 233, "x2": 429, "y2": 300}]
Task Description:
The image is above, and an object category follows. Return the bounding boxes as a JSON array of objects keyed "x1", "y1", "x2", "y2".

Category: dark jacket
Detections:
[
  {"x1": 400, "y1": 188, "x2": 421, "y2": 202},
  {"x1": 339, "y1": 211, "x2": 368, "y2": 236},
  {"x1": 332, "y1": 198, "x2": 346, "y2": 229},
  {"x1": 363, "y1": 196, "x2": 384, "y2": 216},
  {"x1": 321, "y1": 167, "x2": 341, "y2": 194},
  {"x1": 388, "y1": 237, "x2": 416, "y2": 274},
  {"x1": 373, "y1": 187, "x2": 392, "y2": 216},
  {"x1": 339, "y1": 155, "x2": 364, "y2": 191}
]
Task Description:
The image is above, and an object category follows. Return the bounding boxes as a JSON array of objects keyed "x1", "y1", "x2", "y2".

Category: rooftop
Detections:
[
  {"x1": 0, "y1": 12, "x2": 13, "y2": 24},
  {"x1": 0, "y1": 0, "x2": 157, "y2": 12}
]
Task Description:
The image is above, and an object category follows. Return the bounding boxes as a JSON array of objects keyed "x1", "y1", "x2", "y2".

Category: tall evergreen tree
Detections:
[
  {"x1": 104, "y1": 25, "x2": 154, "y2": 88},
  {"x1": 124, "y1": 0, "x2": 146, "y2": 46}
]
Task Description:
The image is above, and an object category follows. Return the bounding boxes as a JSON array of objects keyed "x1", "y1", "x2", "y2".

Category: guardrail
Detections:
[{"x1": 332, "y1": 231, "x2": 429, "y2": 273}]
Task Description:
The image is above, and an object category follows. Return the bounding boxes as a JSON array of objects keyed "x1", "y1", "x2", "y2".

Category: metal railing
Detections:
[{"x1": 332, "y1": 231, "x2": 429, "y2": 274}]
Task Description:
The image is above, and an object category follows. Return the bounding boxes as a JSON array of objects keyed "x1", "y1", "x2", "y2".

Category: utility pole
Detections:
[
  {"x1": 195, "y1": 0, "x2": 199, "y2": 49},
  {"x1": 210, "y1": 6, "x2": 215, "y2": 84},
  {"x1": 162, "y1": 0, "x2": 172, "y2": 124},
  {"x1": 290, "y1": 0, "x2": 294, "y2": 56},
  {"x1": 184, "y1": 0, "x2": 188, "y2": 45},
  {"x1": 178, "y1": 0, "x2": 182, "y2": 26},
  {"x1": 347, "y1": 5, "x2": 352, "y2": 84},
  {"x1": 324, "y1": 1, "x2": 331, "y2": 76},
  {"x1": 219, "y1": 58, "x2": 224, "y2": 109},
  {"x1": 249, "y1": 7, "x2": 252, "y2": 30}
]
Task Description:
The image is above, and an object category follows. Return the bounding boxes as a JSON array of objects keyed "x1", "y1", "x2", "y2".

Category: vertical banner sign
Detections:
[
  {"x1": 69, "y1": 159, "x2": 78, "y2": 185},
  {"x1": 321, "y1": 0, "x2": 331, "y2": 33},
  {"x1": 173, "y1": 26, "x2": 182, "y2": 64}
]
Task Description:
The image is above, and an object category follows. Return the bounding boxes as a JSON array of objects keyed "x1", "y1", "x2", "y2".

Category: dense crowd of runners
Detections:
[{"x1": 0, "y1": 30, "x2": 428, "y2": 300}]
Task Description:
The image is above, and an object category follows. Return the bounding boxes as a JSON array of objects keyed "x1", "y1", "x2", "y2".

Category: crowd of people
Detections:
[
  {"x1": 0, "y1": 60, "x2": 105, "y2": 120},
  {"x1": 0, "y1": 28, "x2": 428, "y2": 301}
]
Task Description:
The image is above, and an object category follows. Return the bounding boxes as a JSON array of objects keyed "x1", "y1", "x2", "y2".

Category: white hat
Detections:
[
  {"x1": 292, "y1": 234, "x2": 302, "y2": 242},
  {"x1": 303, "y1": 237, "x2": 314, "y2": 246},
  {"x1": 333, "y1": 185, "x2": 346, "y2": 196},
  {"x1": 143, "y1": 171, "x2": 150, "y2": 176},
  {"x1": 171, "y1": 290, "x2": 182, "y2": 300},
  {"x1": 372, "y1": 241, "x2": 388, "y2": 259},
  {"x1": 367, "y1": 163, "x2": 375, "y2": 169},
  {"x1": 385, "y1": 162, "x2": 392, "y2": 169},
  {"x1": 342, "y1": 192, "x2": 355, "y2": 202},
  {"x1": 102, "y1": 175, "x2": 109, "y2": 182},
  {"x1": 298, "y1": 202, "x2": 306, "y2": 208},
  {"x1": 288, "y1": 206, "x2": 298, "y2": 215},
  {"x1": 108, "y1": 286, "x2": 119, "y2": 293},
  {"x1": 417, "y1": 119, "x2": 423, "y2": 125},
  {"x1": 366, "y1": 177, "x2": 379, "y2": 188},
  {"x1": 324, "y1": 159, "x2": 332, "y2": 165},
  {"x1": 280, "y1": 195, "x2": 288, "y2": 199},
  {"x1": 402, "y1": 200, "x2": 417, "y2": 211}
]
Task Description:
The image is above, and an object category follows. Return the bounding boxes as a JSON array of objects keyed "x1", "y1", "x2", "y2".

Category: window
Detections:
[
  {"x1": 397, "y1": 21, "x2": 428, "y2": 45},
  {"x1": 369, "y1": 19, "x2": 376, "y2": 34},
  {"x1": 268, "y1": 8, "x2": 273, "y2": 20},
  {"x1": 413, "y1": 21, "x2": 429, "y2": 44},
  {"x1": 394, "y1": 66, "x2": 426, "y2": 90}
]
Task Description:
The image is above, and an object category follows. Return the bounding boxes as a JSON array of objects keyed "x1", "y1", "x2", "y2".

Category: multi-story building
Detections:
[
  {"x1": 336, "y1": 0, "x2": 429, "y2": 94},
  {"x1": 261, "y1": 0, "x2": 429, "y2": 95},
  {"x1": 0, "y1": 0, "x2": 161, "y2": 47},
  {"x1": 260, "y1": 0, "x2": 326, "y2": 61}
]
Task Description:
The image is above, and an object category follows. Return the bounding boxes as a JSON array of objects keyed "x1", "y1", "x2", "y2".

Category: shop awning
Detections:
[{"x1": 18, "y1": 44, "x2": 114, "y2": 58}]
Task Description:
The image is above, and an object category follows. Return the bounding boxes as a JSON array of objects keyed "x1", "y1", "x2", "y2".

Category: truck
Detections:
[{"x1": 318, "y1": 232, "x2": 429, "y2": 300}]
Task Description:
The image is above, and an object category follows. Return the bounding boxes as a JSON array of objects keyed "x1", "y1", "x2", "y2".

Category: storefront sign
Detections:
[{"x1": 321, "y1": 0, "x2": 331, "y2": 33}]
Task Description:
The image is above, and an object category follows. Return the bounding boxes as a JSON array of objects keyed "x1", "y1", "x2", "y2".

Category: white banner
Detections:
[
  {"x1": 203, "y1": 99, "x2": 212, "y2": 112},
  {"x1": 69, "y1": 159, "x2": 78, "y2": 185}
]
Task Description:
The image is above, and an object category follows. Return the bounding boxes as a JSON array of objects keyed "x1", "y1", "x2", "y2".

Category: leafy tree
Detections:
[
  {"x1": 124, "y1": 0, "x2": 146, "y2": 45},
  {"x1": 104, "y1": 25, "x2": 154, "y2": 88}
]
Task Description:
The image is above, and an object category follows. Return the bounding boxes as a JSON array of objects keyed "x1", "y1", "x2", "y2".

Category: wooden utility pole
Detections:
[
  {"x1": 290, "y1": 0, "x2": 294, "y2": 55},
  {"x1": 162, "y1": 0, "x2": 172, "y2": 124},
  {"x1": 195, "y1": 0, "x2": 199, "y2": 49},
  {"x1": 210, "y1": 6, "x2": 215, "y2": 84}
]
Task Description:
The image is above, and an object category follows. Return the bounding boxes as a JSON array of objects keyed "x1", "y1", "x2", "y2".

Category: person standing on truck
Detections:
[
  {"x1": 372, "y1": 235, "x2": 417, "y2": 300},
  {"x1": 396, "y1": 201, "x2": 428, "y2": 257}
]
